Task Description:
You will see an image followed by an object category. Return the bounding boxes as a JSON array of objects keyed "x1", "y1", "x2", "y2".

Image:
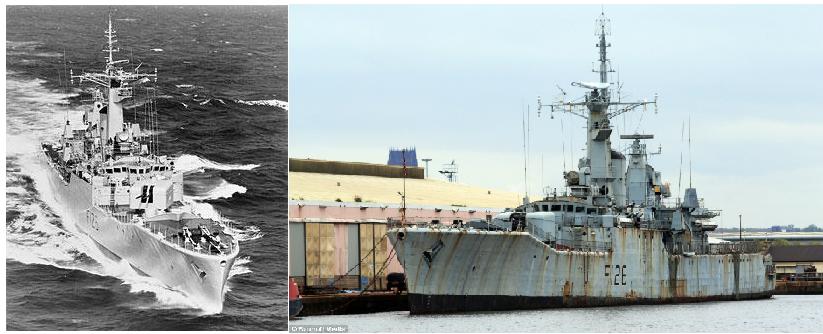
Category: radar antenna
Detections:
[
  {"x1": 534, "y1": 10, "x2": 661, "y2": 208},
  {"x1": 537, "y1": 11, "x2": 658, "y2": 124}
]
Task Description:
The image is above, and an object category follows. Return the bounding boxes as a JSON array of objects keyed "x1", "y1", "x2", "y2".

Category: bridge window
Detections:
[
  {"x1": 551, "y1": 205, "x2": 561, "y2": 211},
  {"x1": 575, "y1": 206, "x2": 585, "y2": 213},
  {"x1": 106, "y1": 168, "x2": 113, "y2": 173},
  {"x1": 565, "y1": 205, "x2": 573, "y2": 212},
  {"x1": 587, "y1": 208, "x2": 597, "y2": 215},
  {"x1": 542, "y1": 205, "x2": 549, "y2": 211}
]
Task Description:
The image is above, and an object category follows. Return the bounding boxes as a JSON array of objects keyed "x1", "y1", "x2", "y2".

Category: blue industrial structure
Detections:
[{"x1": 387, "y1": 147, "x2": 418, "y2": 167}]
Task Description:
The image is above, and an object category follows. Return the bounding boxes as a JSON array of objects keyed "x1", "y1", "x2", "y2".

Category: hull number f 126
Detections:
[{"x1": 605, "y1": 264, "x2": 627, "y2": 285}]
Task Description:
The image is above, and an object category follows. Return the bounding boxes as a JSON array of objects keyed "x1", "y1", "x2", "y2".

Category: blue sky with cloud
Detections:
[{"x1": 289, "y1": 5, "x2": 823, "y2": 228}]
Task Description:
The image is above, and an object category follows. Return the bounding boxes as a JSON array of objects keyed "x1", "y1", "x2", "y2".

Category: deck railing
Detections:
[
  {"x1": 547, "y1": 236, "x2": 612, "y2": 252},
  {"x1": 142, "y1": 220, "x2": 234, "y2": 256},
  {"x1": 92, "y1": 206, "x2": 235, "y2": 256},
  {"x1": 707, "y1": 241, "x2": 762, "y2": 254}
]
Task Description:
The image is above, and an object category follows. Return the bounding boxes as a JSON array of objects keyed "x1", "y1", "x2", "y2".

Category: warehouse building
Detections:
[
  {"x1": 288, "y1": 158, "x2": 522, "y2": 291},
  {"x1": 769, "y1": 245, "x2": 823, "y2": 279}
]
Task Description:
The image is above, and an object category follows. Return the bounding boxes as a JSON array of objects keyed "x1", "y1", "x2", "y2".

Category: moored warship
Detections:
[
  {"x1": 40, "y1": 16, "x2": 239, "y2": 313},
  {"x1": 388, "y1": 12, "x2": 775, "y2": 314}
]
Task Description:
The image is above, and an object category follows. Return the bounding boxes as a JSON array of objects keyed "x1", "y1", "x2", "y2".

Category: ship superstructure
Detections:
[
  {"x1": 387, "y1": 12, "x2": 775, "y2": 314},
  {"x1": 41, "y1": 16, "x2": 239, "y2": 313}
]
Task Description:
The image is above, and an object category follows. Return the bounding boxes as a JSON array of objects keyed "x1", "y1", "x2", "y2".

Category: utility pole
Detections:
[
  {"x1": 401, "y1": 149, "x2": 407, "y2": 225},
  {"x1": 739, "y1": 214, "x2": 742, "y2": 242},
  {"x1": 422, "y1": 158, "x2": 432, "y2": 178}
]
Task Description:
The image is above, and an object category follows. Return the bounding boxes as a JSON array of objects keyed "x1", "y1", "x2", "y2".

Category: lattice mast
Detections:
[
  {"x1": 71, "y1": 14, "x2": 158, "y2": 143},
  {"x1": 537, "y1": 11, "x2": 658, "y2": 208}
]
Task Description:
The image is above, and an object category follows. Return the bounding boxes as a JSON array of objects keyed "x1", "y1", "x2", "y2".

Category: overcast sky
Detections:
[{"x1": 289, "y1": 5, "x2": 823, "y2": 228}]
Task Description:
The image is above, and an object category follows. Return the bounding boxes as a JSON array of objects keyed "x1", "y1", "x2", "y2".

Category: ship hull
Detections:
[
  {"x1": 407, "y1": 291, "x2": 773, "y2": 314},
  {"x1": 41, "y1": 154, "x2": 236, "y2": 313},
  {"x1": 389, "y1": 227, "x2": 775, "y2": 314}
]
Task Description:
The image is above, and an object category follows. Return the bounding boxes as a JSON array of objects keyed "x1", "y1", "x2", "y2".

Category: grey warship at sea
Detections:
[
  {"x1": 387, "y1": 12, "x2": 776, "y2": 314},
  {"x1": 38, "y1": 16, "x2": 239, "y2": 313}
]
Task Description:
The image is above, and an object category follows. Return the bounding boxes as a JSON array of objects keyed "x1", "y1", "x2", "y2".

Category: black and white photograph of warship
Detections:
[{"x1": 6, "y1": 6, "x2": 288, "y2": 330}]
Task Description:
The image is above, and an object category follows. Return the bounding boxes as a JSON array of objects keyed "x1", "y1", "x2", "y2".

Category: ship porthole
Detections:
[
  {"x1": 397, "y1": 232, "x2": 406, "y2": 240},
  {"x1": 220, "y1": 260, "x2": 227, "y2": 268}
]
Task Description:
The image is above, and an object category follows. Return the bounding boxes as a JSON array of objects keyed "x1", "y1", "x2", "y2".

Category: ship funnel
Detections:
[{"x1": 682, "y1": 188, "x2": 699, "y2": 209}]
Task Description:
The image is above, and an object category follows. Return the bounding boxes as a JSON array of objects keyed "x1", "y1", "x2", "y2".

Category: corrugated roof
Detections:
[
  {"x1": 289, "y1": 171, "x2": 522, "y2": 209},
  {"x1": 769, "y1": 245, "x2": 823, "y2": 262}
]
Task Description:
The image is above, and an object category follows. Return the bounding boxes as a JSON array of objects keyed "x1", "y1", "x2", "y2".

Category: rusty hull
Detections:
[{"x1": 388, "y1": 227, "x2": 776, "y2": 314}]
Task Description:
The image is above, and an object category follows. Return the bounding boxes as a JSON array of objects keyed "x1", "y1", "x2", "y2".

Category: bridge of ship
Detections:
[{"x1": 496, "y1": 197, "x2": 758, "y2": 256}]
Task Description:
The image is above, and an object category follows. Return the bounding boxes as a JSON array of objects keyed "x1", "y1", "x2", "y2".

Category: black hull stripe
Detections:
[{"x1": 408, "y1": 292, "x2": 774, "y2": 314}]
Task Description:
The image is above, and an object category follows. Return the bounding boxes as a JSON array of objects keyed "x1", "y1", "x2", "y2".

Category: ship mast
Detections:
[
  {"x1": 537, "y1": 11, "x2": 658, "y2": 208},
  {"x1": 104, "y1": 13, "x2": 118, "y2": 67},
  {"x1": 597, "y1": 11, "x2": 610, "y2": 88},
  {"x1": 70, "y1": 15, "x2": 158, "y2": 143}
]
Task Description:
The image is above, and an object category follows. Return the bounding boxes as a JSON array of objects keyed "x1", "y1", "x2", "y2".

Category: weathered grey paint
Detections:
[{"x1": 389, "y1": 227, "x2": 775, "y2": 313}]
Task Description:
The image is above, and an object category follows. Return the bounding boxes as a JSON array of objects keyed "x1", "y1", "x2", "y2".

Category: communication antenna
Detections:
[
  {"x1": 541, "y1": 153, "x2": 545, "y2": 194},
  {"x1": 522, "y1": 103, "x2": 529, "y2": 200},
  {"x1": 401, "y1": 148, "x2": 407, "y2": 225},
  {"x1": 678, "y1": 120, "x2": 685, "y2": 197},
  {"x1": 60, "y1": 50, "x2": 70, "y2": 133},
  {"x1": 688, "y1": 114, "x2": 692, "y2": 188},
  {"x1": 560, "y1": 116, "x2": 567, "y2": 172},
  {"x1": 438, "y1": 160, "x2": 458, "y2": 183}
]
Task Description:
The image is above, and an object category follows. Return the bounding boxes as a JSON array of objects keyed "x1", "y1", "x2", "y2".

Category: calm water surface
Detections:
[{"x1": 292, "y1": 295, "x2": 823, "y2": 332}]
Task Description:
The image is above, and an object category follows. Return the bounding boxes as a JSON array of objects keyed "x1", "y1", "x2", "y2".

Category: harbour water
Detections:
[
  {"x1": 291, "y1": 295, "x2": 823, "y2": 332},
  {"x1": 6, "y1": 6, "x2": 287, "y2": 330}
]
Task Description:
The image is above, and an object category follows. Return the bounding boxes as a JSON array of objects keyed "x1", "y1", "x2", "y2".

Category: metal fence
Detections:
[
  {"x1": 298, "y1": 275, "x2": 386, "y2": 292},
  {"x1": 548, "y1": 236, "x2": 612, "y2": 252},
  {"x1": 143, "y1": 220, "x2": 234, "y2": 256},
  {"x1": 786, "y1": 273, "x2": 823, "y2": 281},
  {"x1": 707, "y1": 241, "x2": 761, "y2": 254}
]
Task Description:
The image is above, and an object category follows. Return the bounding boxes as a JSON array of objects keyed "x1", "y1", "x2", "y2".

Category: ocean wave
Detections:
[
  {"x1": 5, "y1": 75, "x2": 218, "y2": 314},
  {"x1": 188, "y1": 179, "x2": 248, "y2": 201},
  {"x1": 7, "y1": 50, "x2": 64, "y2": 58},
  {"x1": 6, "y1": 40, "x2": 42, "y2": 49},
  {"x1": 235, "y1": 99, "x2": 288, "y2": 111},
  {"x1": 6, "y1": 74, "x2": 83, "y2": 139},
  {"x1": 177, "y1": 196, "x2": 264, "y2": 244},
  {"x1": 5, "y1": 152, "x2": 205, "y2": 312},
  {"x1": 174, "y1": 154, "x2": 259, "y2": 174},
  {"x1": 228, "y1": 224, "x2": 263, "y2": 242},
  {"x1": 228, "y1": 256, "x2": 253, "y2": 278}
]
